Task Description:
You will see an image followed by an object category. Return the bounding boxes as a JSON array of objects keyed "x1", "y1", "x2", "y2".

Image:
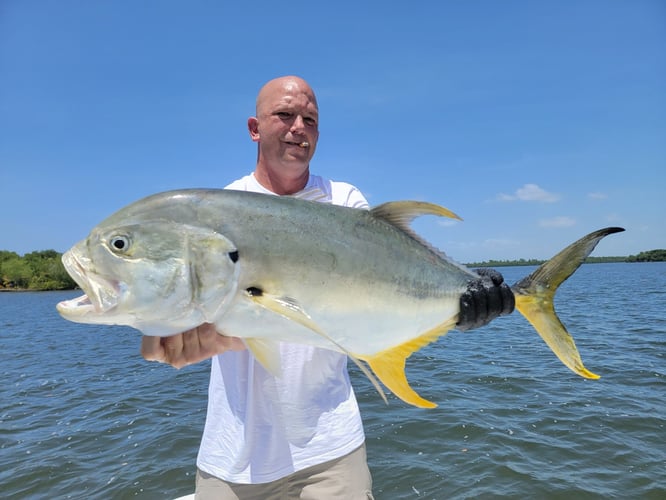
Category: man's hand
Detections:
[
  {"x1": 140, "y1": 323, "x2": 246, "y2": 369},
  {"x1": 457, "y1": 268, "x2": 515, "y2": 332}
]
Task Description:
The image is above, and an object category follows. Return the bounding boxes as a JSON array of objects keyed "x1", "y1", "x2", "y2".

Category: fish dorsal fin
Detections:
[
  {"x1": 245, "y1": 288, "x2": 388, "y2": 404},
  {"x1": 358, "y1": 318, "x2": 458, "y2": 408},
  {"x1": 370, "y1": 201, "x2": 462, "y2": 257},
  {"x1": 371, "y1": 201, "x2": 462, "y2": 230}
]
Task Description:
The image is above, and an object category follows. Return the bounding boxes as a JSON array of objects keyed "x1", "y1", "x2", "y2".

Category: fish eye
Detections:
[{"x1": 109, "y1": 235, "x2": 131, "y2": 253}]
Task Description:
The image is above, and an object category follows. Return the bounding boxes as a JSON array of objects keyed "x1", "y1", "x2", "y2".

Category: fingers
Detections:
[
  {"x1": 456, "y1": 272, "x2": 516, "y2": 332},
  {"x1": 141, "y1": 333, "x2": 189, "y2": 368},
  {"x1": 181, "y1": 328, "x2": 204, "y2": 365},
  {"x1": 483, "y1": 284, "x2": 502, "y2": 322},
  {"x1": 140, "y1": 335, "x2": 166, "y2": 362},
  {"x1": 457, "y1": 288, "x2": 479, "y2": 331},
  {"x1": 162, "y1": 333, "x2": 188, "y2": 368},
  {"x1": 221, "y1": 335, "x2": 246, "y2": 352},
  {"x1": 476, "y1": 268, "x2": 514, "y2": 317},
  {"x1": 140, "y1": 324, "x2": 247, "y2": 369},
  {"x1": 475, "y1": 267, "x2": 504, "y2": 286},
  {"x1": 195, "y1": 325, "x2": 246, "y2": 360},
  {"x1": 500, "y1": 282, "x2": 515, "y2": 315}
]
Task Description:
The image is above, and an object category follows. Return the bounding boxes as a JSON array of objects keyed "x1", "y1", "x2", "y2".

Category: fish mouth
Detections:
[{"x1": 56, "y1": 249, "x2": 122, "y2": 319}]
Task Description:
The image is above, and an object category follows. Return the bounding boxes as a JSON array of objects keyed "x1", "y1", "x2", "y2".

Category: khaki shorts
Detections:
[{"x1": 195, "y1": 443, "x2": 374, "y2": 500}]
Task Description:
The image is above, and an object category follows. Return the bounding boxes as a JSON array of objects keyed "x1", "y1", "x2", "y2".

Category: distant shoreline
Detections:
[{"x1": 0, "y1": 288, "x2": 77, "y2": 293}]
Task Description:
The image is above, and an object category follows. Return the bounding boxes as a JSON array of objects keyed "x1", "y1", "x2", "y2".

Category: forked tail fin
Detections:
[{"x1": 511, "y1": 227, "x2": 625, "y2": 378}]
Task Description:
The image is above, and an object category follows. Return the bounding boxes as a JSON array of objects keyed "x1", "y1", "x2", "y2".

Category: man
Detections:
[{"x1": 141, "y1": 76, "x2": 513, "y2": 499}]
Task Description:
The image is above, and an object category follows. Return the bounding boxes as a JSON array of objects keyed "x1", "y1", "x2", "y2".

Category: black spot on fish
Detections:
[
  {"x1": 228, "y1": 250, "x2": 239, "y2": 263},
  {"x1": 246, "y1": 286, "x2": 263, "y2": 297}
]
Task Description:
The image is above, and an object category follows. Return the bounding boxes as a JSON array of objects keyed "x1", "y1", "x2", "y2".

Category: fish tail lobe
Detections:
[{"x1": 511, "y1": 227, "x2": 624, "y2": 379}]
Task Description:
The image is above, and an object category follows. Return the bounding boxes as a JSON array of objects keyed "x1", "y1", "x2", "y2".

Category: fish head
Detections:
[{"x1": 56, "y1": 219, "x2": 240, "y2": 336}]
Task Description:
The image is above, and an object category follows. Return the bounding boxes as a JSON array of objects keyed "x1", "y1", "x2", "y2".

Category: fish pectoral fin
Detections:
[
  {"x1": 245, "y1": 288, "x2": 326, "y2": 338},
  {"x1": 246, "y1": 288, "x2": 388, "y2": 405},
  {"x1": 360, "y1": 319, "x2": 457, "y2": 409},
  {"x1": 244, "y1": 338, "x2": 283, "y2": 377}
]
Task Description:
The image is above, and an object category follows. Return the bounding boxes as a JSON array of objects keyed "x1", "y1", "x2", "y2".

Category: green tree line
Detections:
[
  {"x1": 465, "y1": 249, "x2": 666, "y2": 268},
  {"x1": 624, "y1": 249, "x2": 666, "y2": 262},
  {"x1": 0, "y1": 250, "x2": 76, "y2": 290},
  {"x1": 1, "y1": 248, "x2": 664, "y2": 291}
]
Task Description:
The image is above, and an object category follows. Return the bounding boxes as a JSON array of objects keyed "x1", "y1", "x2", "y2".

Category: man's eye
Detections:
[
  {"x1": 276, "y1": 112, "x2": 292, "y2": 119},
  {"x1": 304, "y1": 117, "x2": 317, "y2": 126}
]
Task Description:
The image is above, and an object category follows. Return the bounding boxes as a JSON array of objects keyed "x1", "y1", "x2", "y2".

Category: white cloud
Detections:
[
  {"x1": 605, "y1": 213, "x2": 622, "y2": 223},
  {"x1": 496, "y1": 183, "x2": 560, "y2": 203},
  {"x1": 436, "y1": 218, "x2": 461, "y2": 228},
  {"x1": 588, "y1": 192, "x2": 608, "y2": 200},
  {"x1": 539, "y1": 216, "x2": 576, "y2": 228},
  {"x1": 481, "y1": 238, "x2": 522, "y2": 249}
]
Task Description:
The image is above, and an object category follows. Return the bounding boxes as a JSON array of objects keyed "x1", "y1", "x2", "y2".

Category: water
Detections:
[{"x1": 1, "y1": 263, "x2": 664, "y2": 499}]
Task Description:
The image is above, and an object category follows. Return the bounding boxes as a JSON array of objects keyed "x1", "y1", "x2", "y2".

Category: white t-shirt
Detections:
[{"x1": 196, "y1": 173, "x2": 369, "y2": 484}]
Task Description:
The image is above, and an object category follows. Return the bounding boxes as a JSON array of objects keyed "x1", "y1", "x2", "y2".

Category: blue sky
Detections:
[{"x1": 1, "y1": 0, "x2": 664, "y2": 263}]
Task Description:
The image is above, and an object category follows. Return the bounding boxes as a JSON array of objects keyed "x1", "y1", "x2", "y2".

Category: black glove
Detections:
[{"x1": 457, "y1": 268, "x2": 515, "y2": 331}]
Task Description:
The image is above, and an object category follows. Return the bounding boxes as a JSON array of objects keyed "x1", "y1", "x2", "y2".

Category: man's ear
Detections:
[{"x1": 248, "y1": 117, "x2": 260, "y2": 142}]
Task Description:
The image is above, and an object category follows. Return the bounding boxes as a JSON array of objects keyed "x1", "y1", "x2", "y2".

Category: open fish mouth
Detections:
[
  {"x1": 56, "y1": 293, "x2": 95, "y2": 317},
  {"x1": 56, "y1": 250, "x2": 121, "y2": 318}
]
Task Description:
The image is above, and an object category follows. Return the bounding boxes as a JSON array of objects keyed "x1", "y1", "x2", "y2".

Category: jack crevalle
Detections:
[{"x1": 57, "y1": 189, "x2": 624, "y2": 408}]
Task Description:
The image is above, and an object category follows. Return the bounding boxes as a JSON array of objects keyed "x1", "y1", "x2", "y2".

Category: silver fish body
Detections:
[{"x1": 57, "y1": 189, "x2": 623, "y2": 407}]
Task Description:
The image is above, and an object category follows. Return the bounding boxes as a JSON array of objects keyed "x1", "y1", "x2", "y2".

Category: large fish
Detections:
[{"x1": 56, "y1": 189, "x2": 623, "y2": 408}]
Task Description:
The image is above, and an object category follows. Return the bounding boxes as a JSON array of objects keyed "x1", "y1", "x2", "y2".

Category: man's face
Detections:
[{"x1": 249, "y1": 80, "x2": 319, "y2": 172}]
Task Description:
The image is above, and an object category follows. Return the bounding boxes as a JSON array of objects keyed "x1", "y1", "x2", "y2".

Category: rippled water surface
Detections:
[{"x1": 1, "y1": 263, "x2": 664, "y2": 499}]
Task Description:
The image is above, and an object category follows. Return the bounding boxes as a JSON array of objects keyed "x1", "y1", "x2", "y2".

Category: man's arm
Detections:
[
  {"x1": 141, "y1": 324, "x2": 246, "y2": 368},
  {"x1": 456, "y1": 268, "x2": 515, "y2": 332}
]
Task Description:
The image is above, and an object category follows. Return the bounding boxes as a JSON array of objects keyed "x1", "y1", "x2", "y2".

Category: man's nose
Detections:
[{"x1": 290, "y1": 115, "x2": 305, "y2": 132}]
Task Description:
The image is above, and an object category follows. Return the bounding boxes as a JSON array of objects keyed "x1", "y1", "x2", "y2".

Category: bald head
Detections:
[{"x1": 256, "y1": 76, "x2": 318, "y2": 117}]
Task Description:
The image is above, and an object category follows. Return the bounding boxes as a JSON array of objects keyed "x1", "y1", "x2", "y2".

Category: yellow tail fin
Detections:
[{"x1": 511, "y1": 227, "x2": 624, "y2": 379}]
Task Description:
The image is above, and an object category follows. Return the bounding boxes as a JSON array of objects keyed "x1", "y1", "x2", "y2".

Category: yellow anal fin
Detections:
[
  {"x1": 514, "y1": 294, "x2": 599, "y2": 379},
  {"x1": 360, "y1": 319, "x2": 457, "y2": 409}
]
